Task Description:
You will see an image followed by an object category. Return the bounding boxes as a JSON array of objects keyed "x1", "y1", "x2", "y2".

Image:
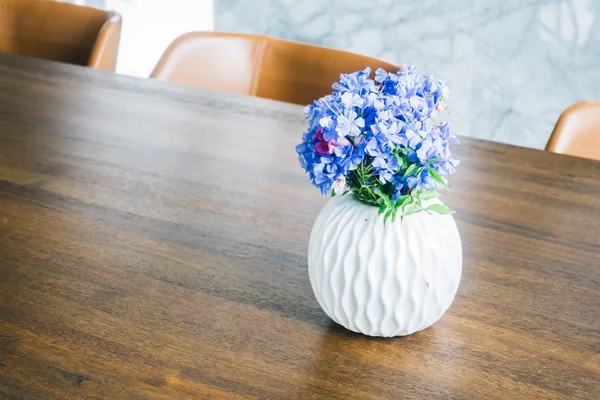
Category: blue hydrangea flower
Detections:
[{"x1": 296, "y1": 65, "x2": 459, "y2": 202}]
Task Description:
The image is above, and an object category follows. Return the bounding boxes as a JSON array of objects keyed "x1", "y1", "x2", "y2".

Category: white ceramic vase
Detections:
[{"x1": 308, "y1": 194, "x2": 462, "y2": 337}]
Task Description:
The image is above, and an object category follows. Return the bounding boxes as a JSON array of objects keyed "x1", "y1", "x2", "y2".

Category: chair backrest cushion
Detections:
[
  {"x1": 0, "y1": 0, "x2": 120, "y2": 71},
  {"x1": 151, "y1": 32, "x2": 400, "y2": 105},
  {"x1": 546, "y1": 101, "x2": 600, "y2": 161},
  {"x1": 151, "y1": 33, "x2": 262, "y2": 96}
]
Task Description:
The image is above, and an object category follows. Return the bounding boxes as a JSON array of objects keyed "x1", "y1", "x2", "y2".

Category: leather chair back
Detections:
[
  {"x1": 546, "y1": 101, "x2": 600, "y2": 161},
  {"x1": 151, "y1": 32, "x2": 400, "y2": 105},
  {"x1": 0, "y1": 0, "x2": 121, "y2": 71}
]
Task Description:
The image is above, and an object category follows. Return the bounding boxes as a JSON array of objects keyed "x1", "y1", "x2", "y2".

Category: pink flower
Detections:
[
  {"x1": 313, "y1": 127, "x2": 337, "y2": 154},
  {"x1": 315, "y1": 141, "x2": 336, "y2": 154}
]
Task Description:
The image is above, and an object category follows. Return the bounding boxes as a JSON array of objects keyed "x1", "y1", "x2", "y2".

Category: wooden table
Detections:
[{"x1": 0, "y1": 53, "x2": 598, "y2": 400}]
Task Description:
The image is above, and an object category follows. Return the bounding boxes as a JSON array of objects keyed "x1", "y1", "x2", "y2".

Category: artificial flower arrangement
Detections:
[
  {"x1": 300, "y1": 66, "x2": 463, "y2": 337},
  {"x1": 296, "y1": 66, "x2": 459, "y2": 223}
]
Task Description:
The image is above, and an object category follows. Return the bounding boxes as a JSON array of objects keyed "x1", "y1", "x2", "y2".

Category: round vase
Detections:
[{"x1": 308, "y1": 194, "x2": 462, "y2": 337}]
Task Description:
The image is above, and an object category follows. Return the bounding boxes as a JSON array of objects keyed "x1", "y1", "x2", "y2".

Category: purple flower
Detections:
[
  {"x1": 313, "y1": 163, "x2": 337, "y2": 195},
  {"x1": 410, "y1": 95, "x2": 433, "y2": 119},
  {"x1": 313, "y1": 128, "x2": 336, "y2": 155},
  {"x1": 416, "y1": 139, "x2": 436, "y2": 163},
  {"x1": 334, "y1": 143, "x2": 365, "y2": 171},
  {"x1": 374, "y1": 155, "x2": 399, "y2": 183},
  {"x1": 341, "y1": 92, "x2": 365, "y2": 108},
  {"x1": 319, "y1": 116, "x2": 333, "y2": 129},
  {"x1": 391, "y1": 174, "x2": 406, "y2": 200},
  {"x1": 336, "y1": 111, "x2": 364, "y2": 138},
  {"x1": 364, "y1": 137, "x2": 399, "y2": 183},
  {"x1": 332, "y1": 67, "x2": 375, "y2": 94},
  {"x1": 296, "y1": 65, "x2": 458, "y2": 201},
  {"x1": 423, "y1": 75, "x2": 449, "y2": 103},
  {"x1": 374, "y1": 68, "x2": 389, "y2": 83}
]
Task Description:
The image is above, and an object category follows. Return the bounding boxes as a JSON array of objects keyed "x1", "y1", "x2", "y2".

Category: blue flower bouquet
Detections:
[
  {"x1": 300, "y1": 66, "x2": 463, "y2": 337},
  {"x1": 296, "y1": 66, "x2": 459, "y2": 223}
]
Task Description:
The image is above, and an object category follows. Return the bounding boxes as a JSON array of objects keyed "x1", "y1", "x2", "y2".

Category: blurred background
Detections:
[
  {"x1": 62, "y1": 0, "x2": 215, "y2": 77},
  {"x1": 63, "y1": 0, "x2": 600, "y2": 149}
]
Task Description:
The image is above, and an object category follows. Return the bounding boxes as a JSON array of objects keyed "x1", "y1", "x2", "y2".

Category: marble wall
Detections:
[{"x1": 216, "y1": 0, "x2": 600, "y2": 149}]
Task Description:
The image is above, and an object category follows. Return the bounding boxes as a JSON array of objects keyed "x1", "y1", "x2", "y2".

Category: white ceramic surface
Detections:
[{"x1": 308, "y1": 194, "x2": 462, "y2": 337}]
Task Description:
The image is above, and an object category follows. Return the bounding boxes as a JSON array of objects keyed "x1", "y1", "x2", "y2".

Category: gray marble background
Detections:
[{"x1": 216, "y1": 0, "x2": 600, "y2": 149}]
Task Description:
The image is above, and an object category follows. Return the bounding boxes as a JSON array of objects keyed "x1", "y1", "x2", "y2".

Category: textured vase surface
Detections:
[{"x1": 308, "y1": 194, "x2": 462, "y2": 337}]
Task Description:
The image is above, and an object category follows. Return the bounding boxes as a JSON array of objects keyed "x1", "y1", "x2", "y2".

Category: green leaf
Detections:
[
  {"x1": 426, "y1": 203, "x2": 455, "y2": 215},
  {"x1": 403, "y1": 164, "x2": 418, "y2": 178},
  {"x1": 401, "y1": 195, "x2": 415, "y2": 211},
  {"x1": 378, "y1": 205, "x2": 386, "y2": 216},
  {"x1": 373, "y1": 189, "x2": 393, "y2": 208},
  {"x1": 391, "y1": 210, "x2": 397, "y2": 223},
  {"x1": 397, "y1": 156, "x2": 407, "y2": 170},
  {"x1": 403, "y1": 202, "x2": 424, "y2": 217},
  {"x1": 394, "y1": 146, "x2": 411, "y2": 155},
  {"x1": 425, "y1": 157, "x2": 441, "y2": 166},
  {"x1": 331, "y1": 190, "x2": 336, "y2": 197},
  {"x1": 383, "y1": 211, "x2": 391, "y2": 226},
  {"x1": 419, "y1": 190, "x2": 441, "y2": 201},
  {"x1": 394, "y1": 195, "x2": 410, "y2": 208},
  {"x1": 428, "y1": 167, "x2": 447, "y2": 187},
  {"x1": 416, "y1": 159, "x2": 442, "y2": 179}
]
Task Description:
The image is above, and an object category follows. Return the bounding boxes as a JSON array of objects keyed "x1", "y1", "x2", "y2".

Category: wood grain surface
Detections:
[{"x1": 0, "y1": 53, "x2": 599, "y2": 400}]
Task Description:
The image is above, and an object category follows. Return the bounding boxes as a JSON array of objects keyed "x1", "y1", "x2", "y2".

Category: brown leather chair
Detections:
[
  {"x1": 0, "y1": 0, "x2": 121, "y2": 71},
  {"x1": 151, "y1": 32, "x2": 400, "y2": 105},
  {"x1": 546, "y1": 101, "x2": 600, "y2": 161}
]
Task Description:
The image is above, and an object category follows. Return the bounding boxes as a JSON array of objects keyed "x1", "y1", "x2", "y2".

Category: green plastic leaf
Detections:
[
  {"x1": 383, "y1": 211, "x2": 391, "y2": 226},
  {"x1": 426, "y1": 203, "x2": 456, "y2": 215},
  {"x1": 373, "y1": 189, "x2": 393, "y2": 208},
  {"x1": 394, "y1": 195, "x2": 410, "y2": 208},
  {"x1": 403, "y1": 164, "x2": 418, "y2": 178},
  {"x1": 420, "y1": 190, "x2": 441, "y2": 201},
  {"x1": 403, "y1": 202, "x2": 424, "y2": 217},
  {"x1": 414, "y1": 159, "x2": 441, "y2": 179},
  {"x1": 428, "y1": 167, "x2": 447, "y2": 187},
  {"x1": 397, "y1": 156, "x2": 408, "y2": 170},
  {"x1": 401, "y1": 196, "x2": 415, "y2": 212}
]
